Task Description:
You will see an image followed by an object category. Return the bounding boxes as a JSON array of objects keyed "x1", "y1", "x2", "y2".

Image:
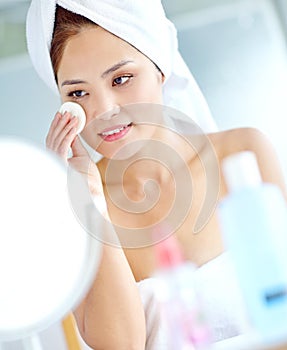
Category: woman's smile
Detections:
[{"x1": 99, "y1": 122, "x2": 133, "y2": 142}]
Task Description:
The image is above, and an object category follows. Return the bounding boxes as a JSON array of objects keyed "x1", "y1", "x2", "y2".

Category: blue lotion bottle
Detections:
[{"x1": 218, "y1": 151, "x2": 287, "y2": 343}]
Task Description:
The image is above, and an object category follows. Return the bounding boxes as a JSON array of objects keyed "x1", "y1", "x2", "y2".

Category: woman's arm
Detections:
[
  {"x1": 46, "y1": 113, "x2": 146, "y2": 349},
  {"x1": 73, "y1": 243, "x2": 146, "y2": 350}
]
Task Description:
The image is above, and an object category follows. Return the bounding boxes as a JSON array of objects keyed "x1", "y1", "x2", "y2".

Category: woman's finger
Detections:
[
  {"x1": 56, "y1": 125, "x2": 78, "y2": 159},
  {"x1": 46, "y1": 111, "x2": 62, "y2": 145},
  {"x1": 52, "y1": 112, "x2": 74, "y2": 143},
  {"x1": 46, "y1": 113, "x2": 79, "y2": 159},
  {"x1": 47, "y1": 111, "x2": 73, "y2": 146}
]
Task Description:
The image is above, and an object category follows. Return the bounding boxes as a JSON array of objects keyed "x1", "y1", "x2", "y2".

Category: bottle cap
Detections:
[
  {"x1": 153, "y1": 226, "x2": 184, "y2": 269},
  {"x1": 222, "y1": 151, "x2": 262, "y2": 193}
]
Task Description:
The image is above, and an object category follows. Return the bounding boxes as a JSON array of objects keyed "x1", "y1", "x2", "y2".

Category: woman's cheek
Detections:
[{"x1": 129, "y1": 86, "x2": 162, "y2": 104}]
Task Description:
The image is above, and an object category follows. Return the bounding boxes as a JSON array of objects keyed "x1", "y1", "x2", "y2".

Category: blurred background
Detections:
[{"x1": 1, "y1": 0, "x2": 287, "y2": 178}]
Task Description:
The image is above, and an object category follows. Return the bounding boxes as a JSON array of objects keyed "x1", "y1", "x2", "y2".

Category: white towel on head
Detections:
[{"x1": 26, "y1": 0, "x2": 217, "y2": 132}]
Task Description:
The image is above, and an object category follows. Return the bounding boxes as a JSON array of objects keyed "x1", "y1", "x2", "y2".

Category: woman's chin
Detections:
[{"x1": 99, "y1": 139, "x2": 149, "y2": 161}]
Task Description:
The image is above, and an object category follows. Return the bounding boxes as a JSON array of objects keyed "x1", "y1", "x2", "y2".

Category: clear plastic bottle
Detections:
[
  {"x1": 218, "y1": 151, "x2": 287, "y2": 343},
  {"x1": 152, "y1": 233, "x2": 212, "y2": 349}
]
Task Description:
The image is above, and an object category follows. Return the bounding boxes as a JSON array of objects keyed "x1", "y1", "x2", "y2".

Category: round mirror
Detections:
[{"x1": 0, "y1": 137, "x2": 101, "y2": 341}]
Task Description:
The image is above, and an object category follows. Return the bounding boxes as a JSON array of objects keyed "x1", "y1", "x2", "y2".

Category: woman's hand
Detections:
[
  {"x1": 69, "y1": 136, "x2": 104, "y2": 198},
  {"x1": 46, "y1": 111, "x2": 78, "y2": 161},
  {"x1": 46, "y1": 111, "x2": 104, "y2": 199}
]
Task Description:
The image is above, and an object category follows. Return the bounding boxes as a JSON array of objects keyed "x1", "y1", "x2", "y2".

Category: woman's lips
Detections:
[{"x1": 98, "y1": 123, "x2": 132, "y2": 142}]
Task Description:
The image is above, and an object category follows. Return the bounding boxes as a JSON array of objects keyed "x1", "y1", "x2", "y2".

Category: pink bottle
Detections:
[{"x1": 153, "y1": 232, "x2": 212, "y2": 349}]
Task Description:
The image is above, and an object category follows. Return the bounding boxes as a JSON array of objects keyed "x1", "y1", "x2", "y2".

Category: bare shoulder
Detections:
[
  {"x1": 208, "y1": 127, "x2": 287, "y2": 196},
  {"x1": 208, "y1": 127, "x2": 273, "y2": 157}
]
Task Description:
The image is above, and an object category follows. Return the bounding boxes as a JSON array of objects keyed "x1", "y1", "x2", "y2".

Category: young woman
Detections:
[{"x1": 26, "y1": 2, "x2": 287, "y2": 349}]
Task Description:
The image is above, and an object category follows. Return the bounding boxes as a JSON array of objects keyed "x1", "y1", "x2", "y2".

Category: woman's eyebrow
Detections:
[
  {"x1": 60, "y1": 60, "x2": 134, "y2": 87},
  {"x1": 101, "y1": 60, "x2": 134, "y2": 78},
  {"x1": 61, "y1": 79, "x2": 87, "y2": 87}
]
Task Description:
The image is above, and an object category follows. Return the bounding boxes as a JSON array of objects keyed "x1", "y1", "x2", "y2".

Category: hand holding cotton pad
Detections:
[{"x1": 59, "y1": 102, "x2": 86, "y2": 134}]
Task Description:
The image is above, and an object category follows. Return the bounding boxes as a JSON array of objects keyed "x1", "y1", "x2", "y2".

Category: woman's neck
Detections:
[{"x1": 97, "y1": 128, "x2": 206, "y2": 191}]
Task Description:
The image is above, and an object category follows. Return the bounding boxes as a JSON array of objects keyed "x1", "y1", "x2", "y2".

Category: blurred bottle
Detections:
[
  {"x1": 152, "y1": 231, "x2": 212, "y2": 350},
  {"x1": 218, "y1": 151, "x2": 287, "y2": 344}
]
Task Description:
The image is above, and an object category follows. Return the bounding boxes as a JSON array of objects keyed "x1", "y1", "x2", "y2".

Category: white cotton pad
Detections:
[{"x1": 59, "y1": 102, "x2": 86, "y2": 134}]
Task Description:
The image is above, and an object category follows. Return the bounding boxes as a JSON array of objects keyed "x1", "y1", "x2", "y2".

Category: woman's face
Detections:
[{"x1": 57, "y1": 26, "x2": 165, "y2": 159}]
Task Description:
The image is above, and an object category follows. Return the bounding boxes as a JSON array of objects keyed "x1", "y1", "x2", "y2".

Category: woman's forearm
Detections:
[{"x1": 74, "y1": 243, "x2": 146, "y2": 350}]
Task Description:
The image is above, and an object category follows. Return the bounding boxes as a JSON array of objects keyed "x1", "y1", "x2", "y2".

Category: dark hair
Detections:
[
  {"x1": 50, "y1": 5, "x2": 97, "y2": 81},
  {"x1": 50, "y1": 5, "x2": 162, "y2": 83}
]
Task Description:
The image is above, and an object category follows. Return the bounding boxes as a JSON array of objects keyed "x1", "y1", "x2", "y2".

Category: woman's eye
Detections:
[
  {"x1": 68, "y1": 90, "x2": 87, "y2": 98},
  {"x1": 112, "y1": 75, "x2": 131, "y2": 86}
]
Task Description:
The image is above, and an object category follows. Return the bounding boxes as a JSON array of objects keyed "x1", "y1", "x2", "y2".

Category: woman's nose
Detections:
[
  {"x1": 98, "y1": 104, "x2": 121, "y2": 120},
  {"x1": 90, "y1": 92, "x2": 120, "y2": 121}
]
